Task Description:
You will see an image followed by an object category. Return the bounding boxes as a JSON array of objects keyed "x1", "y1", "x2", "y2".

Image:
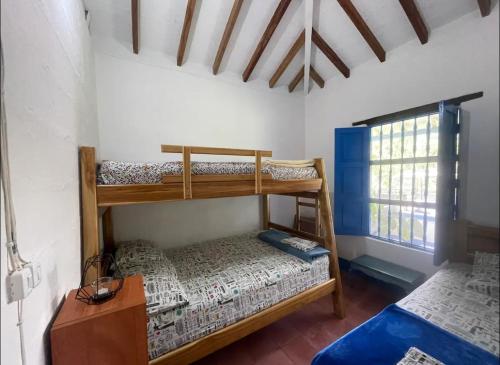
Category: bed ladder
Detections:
[
  {"x1": 294, "y1": 196, "x2": 321, "y2": 236},
  {"x1": 262, "y1": 158, "x2": 346, "y2": 319}
]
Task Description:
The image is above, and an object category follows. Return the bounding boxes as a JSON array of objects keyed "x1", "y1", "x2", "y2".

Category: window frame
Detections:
[{"x1": 368, "y1": 110, "x2": 444, "y2": 253}]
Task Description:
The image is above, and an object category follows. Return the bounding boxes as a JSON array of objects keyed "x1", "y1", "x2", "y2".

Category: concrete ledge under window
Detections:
[{"x1": 336, "y1": 235, "x2": 445, "y2": 278}]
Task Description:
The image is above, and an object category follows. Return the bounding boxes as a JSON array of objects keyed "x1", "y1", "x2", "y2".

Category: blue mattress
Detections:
[{"x1": 312, "y1": 304, "x2": 499, "y2": 365}]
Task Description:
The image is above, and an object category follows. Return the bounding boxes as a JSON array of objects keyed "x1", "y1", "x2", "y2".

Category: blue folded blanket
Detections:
[
  {"x1": 257, "y1": 229, "x2": 330, "y2": 263},
  {"x1": 312, "y1": 304, "x2": 499, "y2": 365}
]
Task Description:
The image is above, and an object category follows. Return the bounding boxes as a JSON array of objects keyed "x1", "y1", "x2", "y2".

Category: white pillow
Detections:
[{"x1": 115, "y1": 240, "x2": 189, "y2": 315}]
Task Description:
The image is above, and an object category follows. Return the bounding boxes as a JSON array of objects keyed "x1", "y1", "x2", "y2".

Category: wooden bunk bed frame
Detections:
[{"x1": 79, "y1": 144, "x2": 345, "y2": 365}]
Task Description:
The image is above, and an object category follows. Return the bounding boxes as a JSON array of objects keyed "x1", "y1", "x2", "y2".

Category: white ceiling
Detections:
[{"x1": 85, "y1": 0, "x2": 483, "y2": 91}]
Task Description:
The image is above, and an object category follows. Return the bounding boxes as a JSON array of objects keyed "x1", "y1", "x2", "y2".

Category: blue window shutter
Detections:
[
  {"x1": 434, "y1": 102, "x2": 460, "y2": 265},
  {"x1": 334, "y1": 127, "x2": 370, "y2": 235}
]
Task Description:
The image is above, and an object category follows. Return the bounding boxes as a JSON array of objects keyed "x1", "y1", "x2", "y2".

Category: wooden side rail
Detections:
[
  {"x1": 96, "y1": 179, "x2": 323, "y2": 206},
  {"x1": 161, "y1": 144, "x2": 272, "y2": 157},
  {"x1": 150, "y1": 279, "x2": 336, "y2": 365},
  {"x1": 161, "y1": 145, "x2": 273, "y2": 197}
]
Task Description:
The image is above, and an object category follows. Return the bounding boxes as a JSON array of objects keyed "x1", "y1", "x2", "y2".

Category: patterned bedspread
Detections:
[
  {"x1": 122, "y1": 232, "x2": 330, "y2": 360},
  {"x1": 97, "y1": 160, "x2": 319, "y2": 184},
  {"x1": 397, "y1": 347, "x2": 444, "y2": 365},
  {"x1": 398, "y1": 263, "x2": 499, "y2": 356}
]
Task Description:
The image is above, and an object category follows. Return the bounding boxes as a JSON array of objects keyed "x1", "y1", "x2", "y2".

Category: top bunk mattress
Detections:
[
  {"x1": 397, "y1": 263, "x2": 499, "y2": 357},
  {"x1": 97, "y1": 160, "x2": 319, "y2": 185}
]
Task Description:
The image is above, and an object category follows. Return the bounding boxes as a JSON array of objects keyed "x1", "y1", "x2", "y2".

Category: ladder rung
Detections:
[{"x1": 298, "y1": 202, "x2": 316, "y2": 208}]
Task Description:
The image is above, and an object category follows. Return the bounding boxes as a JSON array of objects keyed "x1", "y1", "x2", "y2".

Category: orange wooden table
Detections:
[{"x1": 51, "y1": 275, "x2": 148, "y2": 365}]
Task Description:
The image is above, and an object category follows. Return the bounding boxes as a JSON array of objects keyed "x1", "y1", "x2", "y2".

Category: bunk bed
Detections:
[
  {"x1": 312, "y1": 220, "x2": 500, "y2": 365},
  {"x1": 79, "y1": 145, "x2": 346, "y2": 365}
]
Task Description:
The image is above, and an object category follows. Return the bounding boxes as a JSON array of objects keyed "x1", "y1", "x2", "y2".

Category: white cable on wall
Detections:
[
  {"x1": 17, "y1": 300, "x2": 27, "y2": 364},
  {"x1": 1, "y1": 40, "x2": 27, "y2": 271},
  {"x1": 1, "y1": 39, "x2": 28, "y2": 365}
]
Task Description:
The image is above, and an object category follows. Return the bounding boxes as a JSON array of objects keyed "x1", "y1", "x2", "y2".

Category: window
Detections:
[
  {"x1": 334, "y1": 102, "x2": 461, "y2": 258},
  {"x1": 368, "y1": 112, "x2": 459, "y2": 252}
]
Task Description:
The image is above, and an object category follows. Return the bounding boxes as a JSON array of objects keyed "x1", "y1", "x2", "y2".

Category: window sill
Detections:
[{"x1": 366, "y1": 235, "x2": 434, "y2": 256}]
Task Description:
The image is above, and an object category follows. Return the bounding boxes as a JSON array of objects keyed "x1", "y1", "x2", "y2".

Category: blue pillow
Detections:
[{"x1": 257, "y1": 229, "x2": 330, "y2": 263}]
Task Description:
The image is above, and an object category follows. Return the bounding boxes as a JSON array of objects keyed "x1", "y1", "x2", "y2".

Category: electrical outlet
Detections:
[
  {"x1": 25, "y1": 262, "x2": 42, "y2": 288},
  {"x1": 7, "y1": 268, "x2": 33, "y2": 302}
]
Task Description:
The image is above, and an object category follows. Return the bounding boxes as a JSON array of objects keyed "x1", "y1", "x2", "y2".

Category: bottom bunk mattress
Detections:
[{"x1": 115, "y1": 232, "x2": 330, "y2": 360}]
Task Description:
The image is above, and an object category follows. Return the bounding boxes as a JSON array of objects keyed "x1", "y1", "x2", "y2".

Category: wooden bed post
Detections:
[
  {"x1": 314, "y1": 158, "x2": 346, "y2": 318},
  {"x1": 182, "y1": 146, "x2": 192, "y2": 199},
  {"x1": 315, "y1": 198, "x2": 321, "y2": 236},
  {"x1": 295, "y1": 197, "x2": 301, "y2": 231},
  {"x1": 102, "y1": 207, "x2": 114, "y2": 254},
  {"x1": 262, "y1": 194, "x2": 270, "y2": 230},
  {"x1": 255, "y1": 151, "x2": 262, "y2": 194},
  {"x1": 80, "y1": 147, "x2": 99, "y2": 279}
]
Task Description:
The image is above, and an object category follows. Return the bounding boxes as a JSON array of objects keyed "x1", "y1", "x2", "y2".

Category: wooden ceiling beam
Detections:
[
  {"x1": 477, "y1": 0, "x2": 491, "y2": 17},
  {"x1": 309, "y1": 66, "x2": 325, "y2": 88},
  {"x1": 212, "y1": 0, "x2": 245, "y2": 75},
  {"x1": 177, "y1": 0, "x2": 197, "y2": 66},
  {"x1": 131, "y1": 0, "x2": 139, "y2": 54},
  {"x1": 242, "y1": 0, "x2": 292, "y2": 82},
  {"x1": 399, "y1": 0, "x2": 428, "y2": 44},
  {"x1": 288, "y1": 65, "x2": 304, "y2": 93},
  {"x1": 337, "y1": 0, "x2": 385, "y2": 62},
  {"x1": 269, "y1": 30, "x2": 305, "y2": 88},
  {"x1": 311, "y1": 28, "x2": 350, "y2": 78},
  {"x1": 304, "y1": 0, "x2": 313, "y2": 94}
]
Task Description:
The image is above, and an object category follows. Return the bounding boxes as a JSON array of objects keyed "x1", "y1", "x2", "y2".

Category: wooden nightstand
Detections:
[{"x1": 51, "y1": 275, "x2": 148, "y2": 365}]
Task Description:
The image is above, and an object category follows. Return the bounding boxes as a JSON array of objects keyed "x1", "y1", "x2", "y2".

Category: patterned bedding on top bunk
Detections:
[
  {"x1": 115, "y1": 232, "x2": 330, "y2": 360},
  {"x1": 398, "y1": 262, "x2": 499, "y2": 356},
  {"x1": 97, "y1": 160, "x2": 319, "y2": 184}
]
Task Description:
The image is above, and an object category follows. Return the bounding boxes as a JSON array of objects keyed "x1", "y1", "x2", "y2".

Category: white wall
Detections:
[
  {"x1": 305, "y1": 8, "x2": 499, "y2": 277},
  {"x1": 0, "y1": 1, "x2": 99, "y2": 364},
  {"x1": 94, "y1": 52, "x2": 305, "y2": 248}
]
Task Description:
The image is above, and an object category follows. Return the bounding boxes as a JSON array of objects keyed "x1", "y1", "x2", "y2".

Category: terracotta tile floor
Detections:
[{"x1": 193, "y1": 271, "x2": 405, "y2": 365}]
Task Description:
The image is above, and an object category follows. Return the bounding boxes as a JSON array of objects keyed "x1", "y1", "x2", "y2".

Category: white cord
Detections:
[
  {"x1": 17, "y1": 300, "x2": 26, "y2": 365},
  {"x1": 1, "y1": 39, "x2": 27, "y2": 365}
]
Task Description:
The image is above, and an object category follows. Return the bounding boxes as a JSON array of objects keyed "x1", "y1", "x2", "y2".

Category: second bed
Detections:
[{"x1": 311, "y1": 258, "x2": 499, "y2": 364}]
